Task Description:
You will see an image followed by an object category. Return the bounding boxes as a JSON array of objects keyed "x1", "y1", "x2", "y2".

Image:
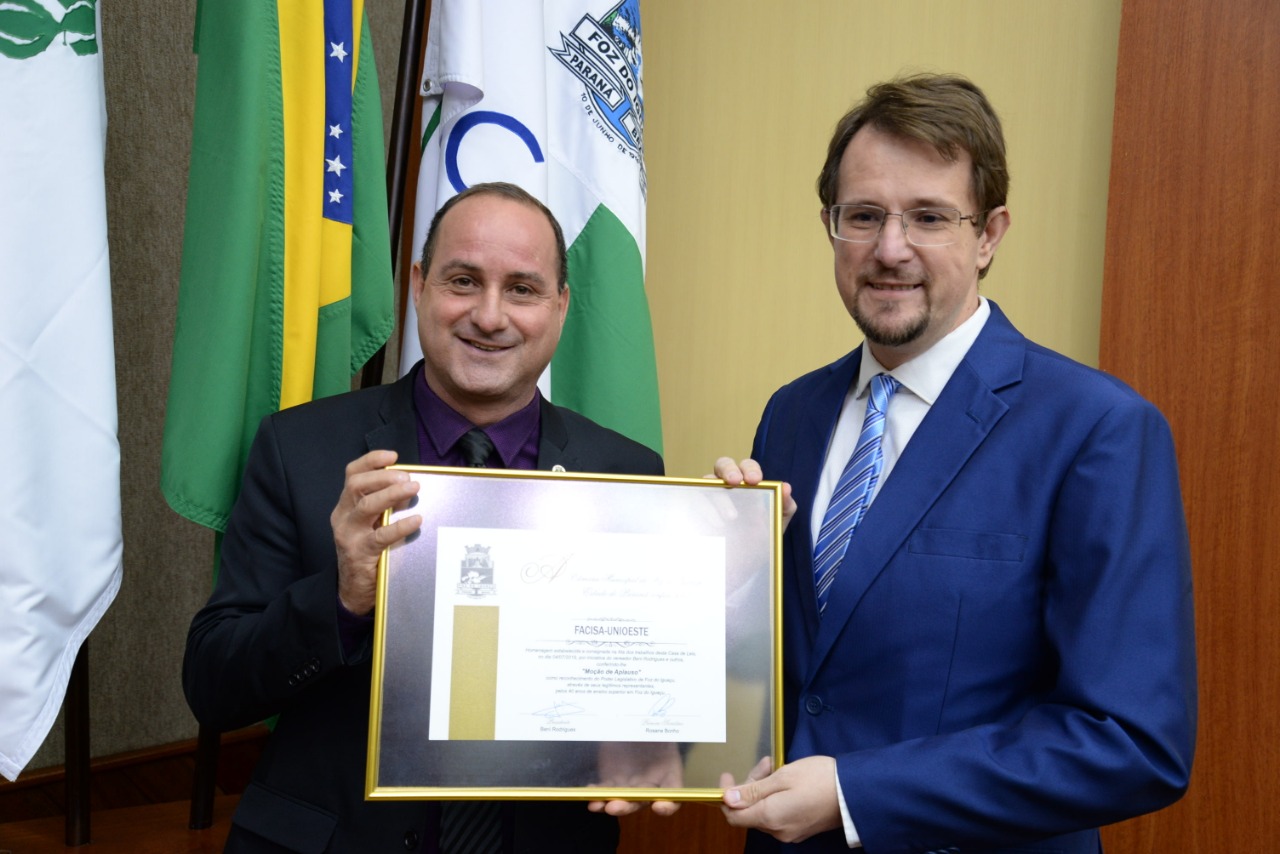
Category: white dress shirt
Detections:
[{"x1": 813, "y1": 298, "x2": 992, "y2": 847}]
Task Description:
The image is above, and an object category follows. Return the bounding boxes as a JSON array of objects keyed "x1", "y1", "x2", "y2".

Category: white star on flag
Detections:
[
  {"x1": 325, "y1": 155, "x2": 346, "y2": 176},
  {"x1": 329, "y1": 123, "x2": 344, "y2": 139},
  {"x1": 328, "y1": 188, "x2": 344, "y2": 204},
  {"x1": 329, "y1": 42, "x2": 347, "y2": 62}
]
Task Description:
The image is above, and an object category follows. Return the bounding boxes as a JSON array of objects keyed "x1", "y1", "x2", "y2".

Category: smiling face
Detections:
[
  {"x1": 411, "y1": 193, "x2": 569, "y2": 426},
  {"x1": 823, "y1": 125, "x2": 1009, "y2": 369}
]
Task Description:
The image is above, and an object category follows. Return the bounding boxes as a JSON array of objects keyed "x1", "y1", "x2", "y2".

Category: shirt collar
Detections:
[
  {"x1": 856, "y1": 296, "x2": 991, "y2": 404},
  {"x1": 414, "y1": 370, "x2": 542, "y2": 467}
]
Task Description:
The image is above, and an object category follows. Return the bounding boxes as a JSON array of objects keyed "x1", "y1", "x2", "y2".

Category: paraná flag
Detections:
[
  {"x1": 400, "y1": 0, "x2": 661, "y2": 453},
  {"x1": 0, "y1": 0, "x2": 122, "y2": 781},
  {"x1": 161, "y1": 0, "x2": 394, "y2": 532}
]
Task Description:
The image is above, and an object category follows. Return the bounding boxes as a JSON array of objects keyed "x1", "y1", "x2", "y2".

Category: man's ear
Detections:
[
  {"x1": 410, "y1": 262, "x2": 425, "y2": 307},
  {"x1": 976, "y1": 206, "x2": 1011, "y2": 272},
  {"x1": 557, "y1": 284, "x2": 571, "y2": 328}
]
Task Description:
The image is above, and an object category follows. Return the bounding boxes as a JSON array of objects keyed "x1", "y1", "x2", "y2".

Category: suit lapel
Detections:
[
  {"x1": 364, "y1": 370, "x2": 422, "y2": 462},
  {"x1": 804, "y1": 306, "x2": 1026, "y2": 682},
  {"x1": 535, "y1": 398, "x2": 572, "y2": 472}
]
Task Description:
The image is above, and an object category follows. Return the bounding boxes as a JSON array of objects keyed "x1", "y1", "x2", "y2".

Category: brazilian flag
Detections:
[{"x1": 162, "y1": 0, "x2": 393, "y2": 531}]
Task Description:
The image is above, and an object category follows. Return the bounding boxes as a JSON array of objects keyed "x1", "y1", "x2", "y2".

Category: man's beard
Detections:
[{"x1": 850, "y1": 281, "x2": 931, "y2": 347}]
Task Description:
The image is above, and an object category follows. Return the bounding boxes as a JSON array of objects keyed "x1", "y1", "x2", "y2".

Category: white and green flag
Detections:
[
  {"x1": 401, "y1": 0, "x2": 661, "y2": 453},
  {"x1": 0, "y1": 0, "x2": 122, "y2": 780}
]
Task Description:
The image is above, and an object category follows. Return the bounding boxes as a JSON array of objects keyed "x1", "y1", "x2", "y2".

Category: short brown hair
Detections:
[
  {"x1": 818, "y1": 74, "x2": 1009, "y2": 274},
  {"x1": 420, "y1": 182, "x2": 569, "y2": 292}
]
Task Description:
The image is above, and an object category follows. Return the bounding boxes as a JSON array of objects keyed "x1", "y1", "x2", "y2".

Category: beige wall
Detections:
[{"x1": 644, "y1": 1, "x2": 1122, "y2": 478}]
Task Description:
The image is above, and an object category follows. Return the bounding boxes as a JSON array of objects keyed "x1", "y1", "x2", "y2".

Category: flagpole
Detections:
[
  {"x1": 64, "y1": 643, "x2": 90, "y2": 846},
  {"x1": 189, "y1": 541, "x2": 222, "y2": 830},
  {"x1": 360, "y1": 0, "x2": 430, "y2": 390},
  {"x1": 188, "y1": 722, "x2": 220, "y2": 828}
]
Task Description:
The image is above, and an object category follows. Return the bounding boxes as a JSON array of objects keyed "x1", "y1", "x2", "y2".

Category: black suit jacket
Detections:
[{"x1": 183, "y1": 369, "x2": 664, "y2": 853}]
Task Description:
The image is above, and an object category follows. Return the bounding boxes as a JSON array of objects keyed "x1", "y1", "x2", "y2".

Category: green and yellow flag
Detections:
[{"x1": 162, "y1": 0, "x2": 394, "y2": 531}]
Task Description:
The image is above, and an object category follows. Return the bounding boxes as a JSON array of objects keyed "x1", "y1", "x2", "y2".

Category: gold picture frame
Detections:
[{"x1": 365, "y1": 467, "x2": 782, "y2": 802}]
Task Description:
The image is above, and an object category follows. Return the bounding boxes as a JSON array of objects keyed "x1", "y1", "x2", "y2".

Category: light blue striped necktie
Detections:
[{"x1": 813, "y1": 373, "x2": 901, "y2": 614}]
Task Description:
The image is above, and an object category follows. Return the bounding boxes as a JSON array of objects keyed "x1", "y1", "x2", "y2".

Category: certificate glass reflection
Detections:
[{"x1": 366, "y1": 468, "x2": 781, "y2": 802}]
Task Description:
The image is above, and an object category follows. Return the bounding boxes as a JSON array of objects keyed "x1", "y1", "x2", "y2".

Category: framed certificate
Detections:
[{"x1": 365, "y1": 467, "x2": 782, "y2": 802}]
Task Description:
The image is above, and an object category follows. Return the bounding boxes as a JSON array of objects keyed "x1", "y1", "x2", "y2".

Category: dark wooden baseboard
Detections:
[
  {"x1": 0, "y1": 726, "x2": 268, "y2": 826},
  {"x1": 0, "y1": 795, "x2": 239, "y2": 853}
]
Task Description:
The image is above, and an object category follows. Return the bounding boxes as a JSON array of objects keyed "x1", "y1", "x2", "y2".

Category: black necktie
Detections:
[
  {"x1": 457, "y1": 427, "x2": 496, "y2": 468},
  {"x1": 440, "y1": 801, "x2": 503, "y2": 854},
  {"x1": 444, "y1": 428, "x2": 504, "y2": 852}
]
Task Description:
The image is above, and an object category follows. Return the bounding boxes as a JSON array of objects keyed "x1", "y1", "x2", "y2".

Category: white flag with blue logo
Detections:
[
  {"x1": 0, "y1": 1, "x2": 122, "y2": 780},
  {"x1": 400, "y1": 0, "x2": 662, "y2": 453}
]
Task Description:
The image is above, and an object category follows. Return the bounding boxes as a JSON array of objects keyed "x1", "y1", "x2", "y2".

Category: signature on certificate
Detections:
[
  {"x1": 521, "y1": 553, "x2": 573, "y2": 583},
  {"x1": 647, "y1": 694, "x2": 676, "y2": 716},
  {"x1": 532, "y1": 700, "x2": 586, "y2": 723},
  {"x1": 642, "y1": 694, "x2": 686, "y2": 733}
]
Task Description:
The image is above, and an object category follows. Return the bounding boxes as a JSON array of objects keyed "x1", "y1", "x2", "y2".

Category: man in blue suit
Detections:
[{"x1": 715, "y1": 75, "x2": 1196, "y2": 853}]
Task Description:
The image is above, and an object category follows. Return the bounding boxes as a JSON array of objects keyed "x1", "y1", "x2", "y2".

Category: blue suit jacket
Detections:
[{"x1": 748, "y1": 303, "x2": 1195, "y2": 854}]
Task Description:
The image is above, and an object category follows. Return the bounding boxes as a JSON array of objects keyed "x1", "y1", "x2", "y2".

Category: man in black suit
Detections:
[{"x1": 183, "y1": 182, "x2": 666, "y2": 853}]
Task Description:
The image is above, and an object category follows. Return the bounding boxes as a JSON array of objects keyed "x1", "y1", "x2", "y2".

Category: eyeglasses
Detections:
[{"x1": 825, "y1": 204, "x2": 984, "y2": 247}]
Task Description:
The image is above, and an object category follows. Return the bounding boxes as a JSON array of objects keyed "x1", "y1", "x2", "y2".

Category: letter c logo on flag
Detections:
[{"x1": 444, "y1": 111, "x2": 545, "y2": 193}]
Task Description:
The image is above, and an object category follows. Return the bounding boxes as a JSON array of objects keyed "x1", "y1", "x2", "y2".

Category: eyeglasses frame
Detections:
[{"x1": 824, "y1": 203, "x2": 988, "y2": 247}]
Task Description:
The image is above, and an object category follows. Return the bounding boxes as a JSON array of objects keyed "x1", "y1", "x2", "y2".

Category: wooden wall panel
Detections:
[
  {"x1": 1100, "y1": 0, "x2": 1280, "y2": 850},
  {"x1": 617, "y1": 806, "x2": 745, "y2": 854}
]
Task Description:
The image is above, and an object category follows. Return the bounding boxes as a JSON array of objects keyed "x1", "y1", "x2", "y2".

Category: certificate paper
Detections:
[{"x1": 428, "y1": 527, "x2": 726, "y2": 744}]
